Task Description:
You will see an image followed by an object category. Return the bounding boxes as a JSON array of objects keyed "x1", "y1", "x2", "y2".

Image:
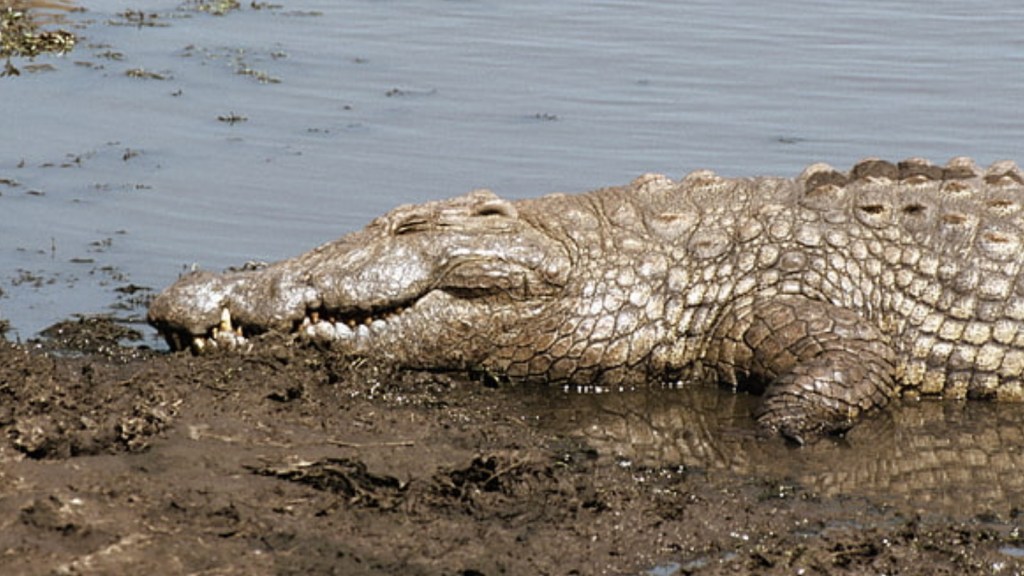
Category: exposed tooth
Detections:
[
  {"x1": 363, "y1": 317, "x2": 373, "y2": 326},
  {"x1": 219, "y1": 308, "x2": 233, "y2": 332},
  {"x1": 301, "y1": 322, "x2": 317, "y2": 338},
  {"x1": 346, "y1": 319, "x2": 357, "y2": 329},
  {"x1": 334, "y1": 322, "x2": 353, "y2": 338},
  {"x1": 300, "y1": 316, "x2": 312, "y2": 328},
  {"x1": 313, "y1": 321, "x2": 335, "y2": 340},
  {"x1": 310, "y1": 310, "x2": 320, "y2": 324},
  {"x1": 191, "y1": 338, "x2": 206, "y2": 353},
  {"x1": 356, "y1": 324, "x2": 370, "y2": 339},
  {"x1": 370, "y1": 319, "x2": 386, "y2": 331}
]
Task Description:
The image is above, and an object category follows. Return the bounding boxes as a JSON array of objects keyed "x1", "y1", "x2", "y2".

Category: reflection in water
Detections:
[
  {"x1": 1, "y1": 0, "x2": 75, "y2": 6},
  {"x1": 528, "y1": 385, "x2": 1024, "y2": 515},
  {"x1": 0, "y1": 0, "x2": 77, "y2": 23}
]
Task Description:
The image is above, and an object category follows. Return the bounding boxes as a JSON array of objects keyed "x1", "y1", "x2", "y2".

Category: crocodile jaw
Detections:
[
  {"x1": 173, "y1": 288, "x2": 452, "y2": 356},
  {"x1": 147, "y1": 189, "x2": 573, "y2": 358}
]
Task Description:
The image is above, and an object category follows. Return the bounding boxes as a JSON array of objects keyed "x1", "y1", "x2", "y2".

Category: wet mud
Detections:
[{"x1": 2, "y1": 321, "x2": 1024, "y2": 575}]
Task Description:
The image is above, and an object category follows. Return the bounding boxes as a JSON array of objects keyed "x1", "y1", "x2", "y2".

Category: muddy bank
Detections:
[{"x1": 1, "y1": 319, "x2": 1023, "y2": 575}]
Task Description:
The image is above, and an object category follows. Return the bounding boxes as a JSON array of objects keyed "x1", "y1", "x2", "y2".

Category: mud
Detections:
[{"x1": 2, "y1": 320, "x2": 1023, "y2": 575}]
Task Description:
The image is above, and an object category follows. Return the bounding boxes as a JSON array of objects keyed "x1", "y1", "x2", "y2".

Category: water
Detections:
[
  {"x1": 527, "y1": 385, "x2": 1024, "y2": 516},
  {"x1": 2, "y1": 0, "x2": 1023, "y2": 340},
  {"x1": 1001, "y1": 546, "x2": 1024, "y2": 559}
]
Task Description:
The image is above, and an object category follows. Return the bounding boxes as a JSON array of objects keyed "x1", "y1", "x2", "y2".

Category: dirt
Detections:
[{"x1": 0, "y1": 318, "x2": 1021, "y2": 575}]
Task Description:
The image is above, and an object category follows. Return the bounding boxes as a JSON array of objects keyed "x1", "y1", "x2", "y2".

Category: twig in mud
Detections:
[{"x1": 326, "y1": 438, "x2": 415, "y2": 449}]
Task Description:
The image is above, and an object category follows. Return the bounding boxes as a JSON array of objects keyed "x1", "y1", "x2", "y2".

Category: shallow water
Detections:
[
  {"x1": 2, "y1": 0, "x2": 1024, "y2": 339},
  {"x1": 528, "y1": 385, "x2": 1024, "y2": 517}
]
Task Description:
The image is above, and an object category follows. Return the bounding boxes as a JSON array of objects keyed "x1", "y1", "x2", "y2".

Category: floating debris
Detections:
[
  {"x1": 125, "y1": 67, "x2": 169, "y2": 80},
  {"x1": 217, "y1": 112, "x2": 247, "y2": 124},
  {"x1": 1, "y1": 3, "x2": 77, "y2": 76},
  {"x1": 185, "y1": 0, "x2": 241, "y2": 16}
]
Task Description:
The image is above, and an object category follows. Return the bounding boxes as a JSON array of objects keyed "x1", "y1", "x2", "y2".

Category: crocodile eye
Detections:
[{"x1": 473, "y1": 199, "x2": 518, "y2": 219}]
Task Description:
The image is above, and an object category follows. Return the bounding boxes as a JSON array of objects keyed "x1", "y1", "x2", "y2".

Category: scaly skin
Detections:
[{"x1": 148, "y1": 158, "x2": 1024, "y2": 442}]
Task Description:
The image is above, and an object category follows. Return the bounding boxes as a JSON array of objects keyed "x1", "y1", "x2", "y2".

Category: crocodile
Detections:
[{"x1": 148, "y1": 157, "x2": 1024, "y2": 442}]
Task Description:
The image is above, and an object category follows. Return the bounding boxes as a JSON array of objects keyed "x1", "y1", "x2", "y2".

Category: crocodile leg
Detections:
[{"x1": 710, "y1": 296, "x2": 898, "y2": 444}]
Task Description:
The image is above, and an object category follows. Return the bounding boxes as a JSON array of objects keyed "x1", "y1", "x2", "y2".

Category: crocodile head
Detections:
[{"x1": 148, "y1": 189, "x2": 573, "y2": 369}]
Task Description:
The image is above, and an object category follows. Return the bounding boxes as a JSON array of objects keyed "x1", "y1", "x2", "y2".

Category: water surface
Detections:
[{"x1": 2, "y1": 0, "x2": 1023, "y2": 339}]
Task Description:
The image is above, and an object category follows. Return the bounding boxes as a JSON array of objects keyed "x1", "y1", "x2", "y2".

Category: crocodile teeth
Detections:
[
  {"x1": 334, "y1": 322, "x2": 353, "y2": 338},
  {"x1": 301, "y1": 318, "x2": 356, "y2": 340},
  {"x1": 196, "y1": 300, "x2": 412, "y2": 348},
  {"x1": 311, "y1": 321, "x2": 337, "y2": 340},
  {"x1": 219, "y1": 307, "x2": 234, "y2": 333},
  {"x1": 294, "y1": 301, "x2": 419, "y2": 343},
  {"x1": 188, "y1": 309, "x2": 250, "y2": 352}
]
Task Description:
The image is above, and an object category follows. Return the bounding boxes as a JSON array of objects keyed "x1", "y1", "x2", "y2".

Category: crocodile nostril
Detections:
[{"x1": 393, "y1": 217, "x2": 430, "y2": 235}]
